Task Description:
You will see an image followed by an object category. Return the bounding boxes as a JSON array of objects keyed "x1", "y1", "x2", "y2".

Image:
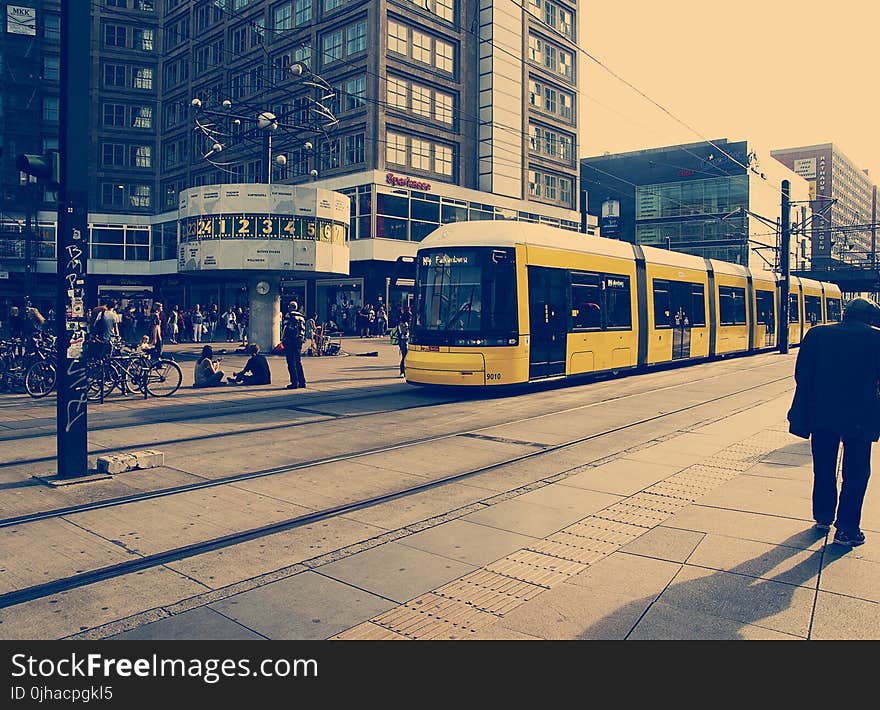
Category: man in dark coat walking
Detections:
[{"x1": 787, "y1": 296, "x2": 880, "y2": 546}]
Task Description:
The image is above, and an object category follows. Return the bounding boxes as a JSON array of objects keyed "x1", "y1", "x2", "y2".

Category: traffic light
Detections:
[{"x1": 16, "y1": 149, "x2": 60, "y2": 187}]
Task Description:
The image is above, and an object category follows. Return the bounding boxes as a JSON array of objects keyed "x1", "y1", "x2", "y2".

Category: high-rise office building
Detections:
[
  {"x1": 0, "y1": 0, "x2": 580, "y2": 324},
  {"x1": 771, "y1": 143, "x2": 876, "y2": 269}
]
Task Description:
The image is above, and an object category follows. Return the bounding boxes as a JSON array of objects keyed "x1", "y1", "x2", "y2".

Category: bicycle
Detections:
[{"x1": 140, "y1": 355, "x2": 182, "y2": 397}]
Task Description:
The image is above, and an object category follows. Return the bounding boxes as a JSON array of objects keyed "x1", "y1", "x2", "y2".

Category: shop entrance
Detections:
[{"x1": 317, "y1": 279, "x2": 363, "y2": 334}]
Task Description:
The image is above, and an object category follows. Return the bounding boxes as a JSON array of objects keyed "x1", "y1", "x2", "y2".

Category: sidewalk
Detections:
[{"x1": 101, "y1": 386, "x2": 878, "y2": 642}]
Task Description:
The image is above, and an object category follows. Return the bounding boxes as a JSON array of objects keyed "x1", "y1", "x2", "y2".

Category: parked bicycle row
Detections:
[{"x1": 0, "y1": 333, "x2": 181, "y2": 400}]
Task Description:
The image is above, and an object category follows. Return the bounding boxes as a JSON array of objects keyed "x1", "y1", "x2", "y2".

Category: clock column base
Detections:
[{"x1": 247, "y1": 276, "x2": 281, "y2": 352}]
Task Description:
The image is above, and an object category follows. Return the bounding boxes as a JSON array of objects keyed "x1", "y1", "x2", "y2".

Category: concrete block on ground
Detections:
[
  {"x1": 96, "y1": 453, "x2": 138, "y2": 474},
  {"x1": 95, "y1": 450, "x2": 164, "y2": 475}
]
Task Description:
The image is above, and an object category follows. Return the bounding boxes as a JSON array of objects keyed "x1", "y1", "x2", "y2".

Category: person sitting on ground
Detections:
[
  {"x1": 193, "y1": 344, "x2": 226, "y2": 388},
  {"x1": 227, "y1": 343, "x2": 271, "y2": 386}
]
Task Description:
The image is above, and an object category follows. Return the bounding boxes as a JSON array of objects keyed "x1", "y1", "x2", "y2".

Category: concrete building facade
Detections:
[{"x1": 0, "y1": 0, "x2": 581, "y2": 329}]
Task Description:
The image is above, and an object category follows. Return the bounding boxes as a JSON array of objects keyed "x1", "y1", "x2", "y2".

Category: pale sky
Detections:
[{"x1": 578, "y1": 1, "x2": 880, "y2": 179}]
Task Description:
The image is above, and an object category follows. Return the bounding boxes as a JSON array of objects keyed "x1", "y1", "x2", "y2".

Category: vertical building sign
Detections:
[{"x1": 814, "y1": 150, "x2": 832, "y2": 261}]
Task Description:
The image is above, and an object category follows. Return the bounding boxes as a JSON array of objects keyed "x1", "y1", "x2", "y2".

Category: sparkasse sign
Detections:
[{"x1": 386, "y1": 173, "x2": 431, "y2": 191}]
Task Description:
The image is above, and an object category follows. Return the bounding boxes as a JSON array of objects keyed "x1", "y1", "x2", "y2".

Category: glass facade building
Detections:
[{"x1": 581, "y1": 139, "x2": 810, "y2": 270}]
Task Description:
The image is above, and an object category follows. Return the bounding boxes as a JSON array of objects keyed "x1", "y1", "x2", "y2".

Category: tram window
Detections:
[
  {"x1": 789, "y1": 293, "x2": 800, "y2": 322},
  {"x1": 571, "y1": 272, "x2": 602, "y2": 329},
  {"x1": 652, "y1": 279, "x2": 704, "y2": 328},
  {"x1": 804, "y1": 295, "x2": 822, "y2": 325},
  {"x1": 652, "y1": 279, "x2": 673, "y2": 328},
  {"x1": 826, "y1": 298, "x2": 841, "y2": 322},
  {"x1": 718, "y1": 286, "x2": 747, "y2": 325},
  {"x1": 755, "y1": 290, "x2": 775, "y2": 331},
  {"x1": 604, "y1": 274, "x2": 632, "y2": 329},
  {"x1": 689, "y1": 285, "x2": 706, "y2": 326}
]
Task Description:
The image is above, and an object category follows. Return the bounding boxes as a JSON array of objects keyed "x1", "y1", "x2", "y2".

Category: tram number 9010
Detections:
[{"x1": 487, "y1": 373, "x2": 502, "y2": 381}]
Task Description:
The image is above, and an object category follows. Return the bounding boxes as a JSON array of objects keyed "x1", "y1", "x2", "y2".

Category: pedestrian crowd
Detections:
[{"x1": 83, "y1": 302, "x2": 250, "y2": 347}]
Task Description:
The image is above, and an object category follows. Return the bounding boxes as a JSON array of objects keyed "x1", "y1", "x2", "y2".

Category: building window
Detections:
[
  {"x1": 560, "y1": 177, "x2": 571, "y2": 205},
  {"x1": 44, "y1": 14, "x2": 60, "y2": 41},
  {"x1": 42, "y1": 96, "x2": 59, "y2": 121},
  {"x1": 102, "y1": 143, "x2": 125, "y2": 166},
  {"x1": 435, "y1": 39, "x2": 454, "y2": 72},
  {"x1": 412, "y1": 31, "x2": 431, "y2": 64},
  {"x1": 387, "y1": 76, "x2": 408, "y2": 109},
  {"x1": 322, "y1": 29, "x2": 342, "y2": 64},
  {"x1": 104, "y1": 24, "x2": 126, "y2": 47},
  {"x1": 435, "y1": 92, "x2": 453, "y2": 124},
  {"x1": 386, "y1": 75, "x2": 455, "y2": 126},
  {"x1": 388, "y1": 21, "x2": 407, "y2": 55},
  {"x1": 130, "y1": 185, "x2": 152, "y2": 207},
  {"x1": 103, "y1": 103, "x2": 126, "y2": 126},
  {"x1": 386, "y1": 131, "x2": 407, "y2": 165},
  {"x1": 231, "y1": 24, "x2": 248, "y2": 53},
  {"x1": 273, "y1": 2, "x2": 292, "y2": 30},
  {"x1": 42, "y1": 55, "x2": 60, "y2": 81},
  {"x1": 344, "y1": 75, "x2": 366, "y2": 110},
  {"x1": 294, "y1": 0, "x2": 312, "y2": 26},
  {"x1": 324, "y1": 0, "x2": 343, "y2": 11},
  {"x1": 435, "y1": 144, "x2": 452, "y2": 175},
  {"x1": 101, "y1": 183, "x2": 125, "y2": 207},
  {"x1": 134, "y1": 28, "x2": 154, "y2": 51},
  {"x1": 133, "y1": 67, "x2": 153, "y2": 89},
  {"x1": 345, "y1": 133, "x2": 365, "y2": 165},
  {"x1": 411, "y1": 84, "x2": 431, "y2": 117},
  {"x1": 346, "y1": 20, "x2": 367, "y2": 55},
  {"x1": 411, "y1": 138, "x2": 431, "y2": 171},
  {"x1": 320, "y1": 138, "x2": 341, "y2": 170},
  {"x1": 529, "y1": 170, "x2": 541, "y2": 197},
  {"x1": 131, "y1": 145, "x2": 152, "y2": 168},
  {"x1": 105, "y1": 64, "x2": 126, "y2": 86}
]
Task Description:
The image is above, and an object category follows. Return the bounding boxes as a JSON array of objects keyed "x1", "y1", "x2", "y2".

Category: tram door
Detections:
[{"x1": 528, "y1": 267, "x2": 568, "y2": 379}]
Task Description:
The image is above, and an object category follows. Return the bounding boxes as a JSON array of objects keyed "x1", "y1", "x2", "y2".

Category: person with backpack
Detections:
[{"x1": 281, "y1": 300, "x2": 307, "y2": 389}]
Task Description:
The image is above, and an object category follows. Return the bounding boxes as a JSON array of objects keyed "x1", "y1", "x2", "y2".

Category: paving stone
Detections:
[
  {"x1": 655, "y1": 564, "x2": 815, "y2": 638},
  {"x1": 566, "y1": 551, "x2": 682, "y2": 599},
  {"x1": 210, "y1": 571, "x2": 397, "y2": 640},
  {"x1": 810, "y1": 591, "x2": 880, "y2": 640},
  {"x1": 491, "y1": 583, "x2": 654, "y2": 640},
  {"x1": 628, "y1": 601, "x2": 802, "y2": 640},
  {"x1": 618, "y1": 526, "x2": 705, "y2": 562},
  {"x1": 396, "y1": 519, "x2": 536, "y2": 567},
  {"x1": 109, "y1": 606, "x2": 264, "y2": 640},
  {"x1": 317, "y1": 542, "x2": 477, "y2": 604}
]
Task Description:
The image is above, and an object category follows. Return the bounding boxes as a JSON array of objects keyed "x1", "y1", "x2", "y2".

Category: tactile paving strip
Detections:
[
  {"x1": 486, "y1": 550, "x2": 588, "y2": 588},
  {"x1": 433, "y1": 570, "x2": 545, "y2": 616},
  {"x1": 330, "y1": 622, "x2": 410, "y2": 640},
  {"x1": 331, "y1": 427, "x2": 799, "y2": 640},
  {"x1": 370, "y1": 593, "x2": 498, "y2": 639}
]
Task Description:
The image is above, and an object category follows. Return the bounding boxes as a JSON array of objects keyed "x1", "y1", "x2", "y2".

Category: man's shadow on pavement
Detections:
[{"x1": 571, "y1": 527, "x2": 854, "y2": 640}]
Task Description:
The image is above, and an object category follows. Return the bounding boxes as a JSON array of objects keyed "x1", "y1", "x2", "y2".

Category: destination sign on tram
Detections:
[{"x1": 423, "y1": 253, "x2": 470, "y2": 266}]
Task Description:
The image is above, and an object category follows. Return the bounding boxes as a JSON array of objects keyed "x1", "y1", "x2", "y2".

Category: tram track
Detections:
[
  {"x1": 0, "y1": 357, "x2": 789, "y2": 525},
  {"x1": 0, "y1": 367, "x2": 794, "y2": 610},
  {"x1": 0, "y1": 355, "x2": 785, "y2": 472}
]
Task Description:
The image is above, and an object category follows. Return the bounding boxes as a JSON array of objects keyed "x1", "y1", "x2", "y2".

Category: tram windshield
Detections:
[{"x1": 414, "y1": 247, "x2": 518, "y2": 345}]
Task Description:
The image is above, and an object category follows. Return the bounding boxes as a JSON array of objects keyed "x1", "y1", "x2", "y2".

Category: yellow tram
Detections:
[{"x1": 405, "y1": 222, "x2": 842, "y2": 387}]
